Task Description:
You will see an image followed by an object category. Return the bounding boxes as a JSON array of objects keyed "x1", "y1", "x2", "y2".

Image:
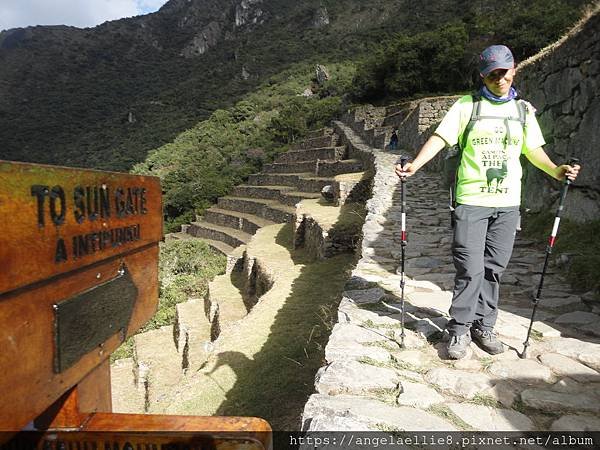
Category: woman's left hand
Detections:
[{"x1": 556, "y1": 164, "x2": 581, "y2": 182}]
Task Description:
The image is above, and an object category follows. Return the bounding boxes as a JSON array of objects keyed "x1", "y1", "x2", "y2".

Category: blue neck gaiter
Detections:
[{"x1": 480, "y1": 85, "x2": 518, "y2": 103}]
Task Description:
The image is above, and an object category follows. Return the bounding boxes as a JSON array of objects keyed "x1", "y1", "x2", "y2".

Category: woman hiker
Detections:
[{"x1": 395, "y1": 44, "x2": 580, "y2": 359}]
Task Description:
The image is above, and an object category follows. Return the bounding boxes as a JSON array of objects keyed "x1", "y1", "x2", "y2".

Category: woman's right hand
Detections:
[{"x1": 395, "y1": 162, "x2": 417, "y2": 178}]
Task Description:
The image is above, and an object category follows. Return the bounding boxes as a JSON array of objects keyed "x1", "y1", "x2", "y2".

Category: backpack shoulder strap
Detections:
[
  {"x1": 516, "y1": 99, "x2": 528, "y2": 127},
  {"x1": 459, "y1": 93, "x2": 481, "y2": 151}
]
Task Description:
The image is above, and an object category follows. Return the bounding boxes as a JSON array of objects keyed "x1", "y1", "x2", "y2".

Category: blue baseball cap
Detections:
[{"x1": 478, "y1": 45, "x2": 514, "y2": 77}]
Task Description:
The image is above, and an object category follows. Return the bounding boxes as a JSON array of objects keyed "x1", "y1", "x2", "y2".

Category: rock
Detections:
[
  {"x1": 521, "y1": 389, "x2": 600, "y2": 414},
  {"x1": 412, "y1": 317, "x2": 448, "y2": 338},
  {"x1": 338, "y1": 298, "x2": 412, "y2": 326},
  {"x1": 536, "y1": 295, "x2": 581, "y2": 308},
  {"x1": 581, "y1": 321, "x2": 600, "y2": 337},
  {"x1": 495, "y1": 321, "x2": 528, "y2": 341},
  {"x1": 406, "y1": 291, "x2": 452, "y2": 317},
  {"x1": 482, "y1": 380, "x2": 521, "y2": 408},
  {"x1": 550, "y1": 377, "x2": 584, "y2": 393},
  {"x1": 416, "y1": 272, "x2": 455, "y2": 290},
  {"x1": 320, "y1": 184, "x2": 334, "y2": 200},
  {"x1": 406, "y1": 256, "x2": 444, "y2": 269},
  {"x1": 390, "y1": 329, "x2": 426, "y2": 350},
  {"x1": 304, "y1": 413, "x2": 371, "y2": 431},
  {"x1": 531, "y1": 321, "x2": 561, "y2": 338},
  {"x1": 344, "y1": 276, "x2": 380, "y2": 290},
  {"x1": 302, "y1": 394, "x2": 457, "y2": 431},
  {"x1": 554, "y1": 311, "x2": 599, "y2": 325},
  {"x1": 396, "y1": 369, "x2": 425, "y2": 382},
  {"x1": 343, "y1": 288, "x2": 386, "y2": 305},
  {"x1": 404, "y1": 278, "x2": 443, "y2": 291},
  {"x1": 488, "y1": 359, "x2": 555, "y2": 384},
  {"x1": 446, "y1": 403, "x2": 534, "y2": 431},
  {"x1": 453, "y1": 359, "x2": 482, "y2": 371},
  {"x1": 471, "y1": 343, "x2": 520, "y2": 360},
  {"x1": 180, "y1": 21, "x2": 222, "y2": 57},
  {"x1": 315, "y1": 64, "x2": 330, "y2": 84},
  {"x1": 498, "y1": 307, "x2": 555, "y2": 323},
  {"x1": 551, "y1": 414, "x2": 600, "y2": 432},
  {"x1": 315, "y1": 360, "x2": 399, "y2": 396},
  {"x1": 538, "y1": 353, "x2": 600, "y2": 382},
  {"x1": 544, "y1": 337, "x2": 600, "y2": 371},
  {"x1": 396, "y1": 380, "x2": 445, "y2": 408},
  {"x1": 578, "y1": 351, "x2": 600, "y2": 372},
  {"x1": 393, "y1": 349, "x2": 431, "y2": 369},
  {"x1": 424, "y1": 367, "x2": 494, "y2": 399},
  {"x1": 581, "y1": 290, "x2": 600, "y2": 305},
  {"x1": 324, "y1": 323, "x2": 392, "y2": 364}
]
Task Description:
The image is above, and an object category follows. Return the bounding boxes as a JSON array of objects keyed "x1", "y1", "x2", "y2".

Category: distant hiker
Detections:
[
  {"x1": 388, "y1": 128, "x2": 398, "y2": 151},
  {"x1": 395, "y1": 45, "x2": 580, "y2": 360}
]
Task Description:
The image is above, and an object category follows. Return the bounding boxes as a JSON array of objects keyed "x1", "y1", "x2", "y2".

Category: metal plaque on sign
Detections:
[{"x1": 53, "y1": 264, "x2": 138, "y2": 373}]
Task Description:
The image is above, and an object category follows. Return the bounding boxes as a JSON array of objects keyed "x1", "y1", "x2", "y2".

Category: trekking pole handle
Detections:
[
  {"x1": 400, "y1": 156, "x2": 409, "y2": 173},
  {"x1": 564, "y1": 157, "x2": 580, "y2": 186}
]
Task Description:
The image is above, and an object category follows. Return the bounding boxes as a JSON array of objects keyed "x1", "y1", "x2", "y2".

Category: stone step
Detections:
[
  {"x1": 190, "y1": 236, "x2": 236, "y2": 256},
  {"x1": 188, "y1": 220, "x2": 252, "y2": 249},
  {"x1": 203, "y1": 207, "x2": 277, "y2": 235},
  {"x1": 291, "y1": 134, "x2": 338, "y2": 150},
  {"x1": 133, "y1": 325, "x2": 182, "y2": 413},
  {"x1": 164, "y1": 231, "x2": 194, "y2": 241},
  {"x1": 263, "y1": 160, "x2": 317, "y2": 174},
  {"x1": 217, "y1": 196, "x2": 295, "y2": 223},
  {"x1": 232, "y1": 184, "x2": 321, "y2": 206},
  {"x1": 174, "y1": 298, "x2": 212, "y2": 372},
  {"x1": 275, "y1": 146, "x2": 346, "y2": 164},
  {"x1": 232, "y1": 184, "x2": 294, "y2": 201},
  {"x1": 279, "y1": 190, "x2": 322, "y2": 207},
  {"x1": 246, "y1": 172, "x2": 334, "y2": 193},
  {"x1": 110, "y1": 357, "x2": 146, "y2": 413},
  {"x1": 306, "y1": 127, "x2": 333, "y2": 139},
  {"x1": 206, "y1": 270, "x2": 248, "y2": 340},
  {"x1": 316, "y1": 159, "x2": 363, "y2": 177}
]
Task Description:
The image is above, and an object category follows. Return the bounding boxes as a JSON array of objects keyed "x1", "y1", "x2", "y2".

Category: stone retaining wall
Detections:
[
  {"x1": 518, "y1": 9, "x2": 600, "y2": 221},
  {"x1": 393, "y1": 96, "x2": 460, "y2": 170}
]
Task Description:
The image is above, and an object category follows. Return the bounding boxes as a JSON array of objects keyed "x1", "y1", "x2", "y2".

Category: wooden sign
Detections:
[
  {"x1": 0, "y1": 161, "x2": 162, "y2": 431},
  {"x1": 0, "y1": 161, "x2": 162, "y2": 294},
  {"x1": 2, "y1": 412, "x2": 273, "y2": 449}
]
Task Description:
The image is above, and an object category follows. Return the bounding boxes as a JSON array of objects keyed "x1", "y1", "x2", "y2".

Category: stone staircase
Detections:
[
  {"x1": 180, "y1": 128, "x2": 365, "y2": 265},
  {"x1": 110, "y1": 125, "x2": 370, "y2": 416}
]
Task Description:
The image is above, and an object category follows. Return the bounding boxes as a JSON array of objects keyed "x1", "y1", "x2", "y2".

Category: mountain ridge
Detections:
[{"x1": 0, "y1": 0, "x2": 590, "y2": 170}]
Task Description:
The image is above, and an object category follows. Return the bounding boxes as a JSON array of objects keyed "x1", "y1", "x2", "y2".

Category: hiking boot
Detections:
[
  {"x1": 471, "y1": 328, "x2": 505, "y2": 355},
  {"x1": 447, "y1": 332, "x2": 471, "y2": 360}
]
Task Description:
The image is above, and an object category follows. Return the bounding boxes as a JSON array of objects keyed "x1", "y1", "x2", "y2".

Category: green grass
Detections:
[
  {"x1": 512, "y1": 398, "x2": 527, "y2": 414},
  {"x1": 371, "y1": 387, "x2": 401, "y2": 405},
  {"x1": 479, "y1": 357, "x2": 494, "y2": 370},
  {"x1": 469, "y1": 394, "x2": 502, "y2": 408},
  {"x1": 427, "y1": 405, "x2": 472, "y2": 430},
  {"x1": 110, "y1": 239, "x2": 226, "y2": 362},
  {"x1": 358, "y1": 356, "x2": 390, "y2": 368},
  {"x1": 389, "y1": 355, "x2": 425, "y2": 374}
]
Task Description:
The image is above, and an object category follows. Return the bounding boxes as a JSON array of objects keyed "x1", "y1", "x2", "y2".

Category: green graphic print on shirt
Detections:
[{"x1": 435, "y1": 95, "x2": 546, "y2": 207}]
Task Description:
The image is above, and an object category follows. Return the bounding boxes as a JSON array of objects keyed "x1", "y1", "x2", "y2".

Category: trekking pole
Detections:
[
  {"x1": 521, "y1": 158, "x2": 579, "y2": 359},
  {"x1": 398, "y1": 155, "x2": 409, "y2": 348}
]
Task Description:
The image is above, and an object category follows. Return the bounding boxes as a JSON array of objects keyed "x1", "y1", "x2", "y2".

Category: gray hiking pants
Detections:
[{"x1": 446, "y1": 204, "x2": 520, "y2": 336}]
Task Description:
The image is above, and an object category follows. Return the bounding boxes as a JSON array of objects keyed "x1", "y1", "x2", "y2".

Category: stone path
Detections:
[{"x1": 302, "y1": 121, "x2": 600, "y2": 432}]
